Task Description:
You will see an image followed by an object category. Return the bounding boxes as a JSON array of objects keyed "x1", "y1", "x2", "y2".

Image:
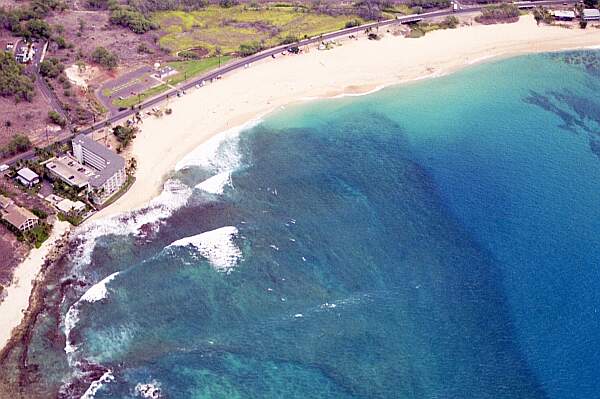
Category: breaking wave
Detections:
[
  {"x1": 79, "y1": 370, "x2": 114, "y2": 399},
  {"x1": 194, "y1": 171, "x2": 233, "y2": 195},
  {"x1": 166, "y1": 226, "x2": 242, "y2": 273}
]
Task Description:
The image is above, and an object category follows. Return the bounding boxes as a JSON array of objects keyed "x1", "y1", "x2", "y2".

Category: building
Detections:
[
  {"x1": 553, "y1": 10, "x2": 575, "y2": 21},
  {"x1": 0, "y1": 195, "x2": 39, "y2": 232},
  {"x1": 46, "y1": 135, "x2": 126, "y2": 204},
  {"x1": 0, "y1": 194, "x2": 14, "y2": 210},
  {"x1": 16, "y1": 167, "x2": 40, "y2": 187},
  {"x1": 583, "y1": 8, "x2": 600, "y2": 21},
  {"x1": 155, "y1": 66, "x2": 177, "y2": 80},
  {"x1": 15, "y1": 44, "x2": 35, "y2": 63},
  {"x1": 56, "y1": 198, "x2": 86, "y2": 214}
]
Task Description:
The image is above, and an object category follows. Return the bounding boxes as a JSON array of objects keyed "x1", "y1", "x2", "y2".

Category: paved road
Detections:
[{"x1": 6, "y1": 0, "x2": 574, "y2": 166}]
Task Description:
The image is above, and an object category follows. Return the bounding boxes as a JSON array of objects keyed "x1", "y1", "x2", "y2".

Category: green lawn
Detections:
[
  {"x1": 113, "y1": 84, "x2": 169, "y2": 108},
  {"x1": 112, "y1": 57, "x2": 232, "y2": 108},
  {"x1": 165, "y1": 56, "x2": 233, "y2": 85},
  {"x1": 153, "y1": 5, "x2": 363, "y2": 54}
]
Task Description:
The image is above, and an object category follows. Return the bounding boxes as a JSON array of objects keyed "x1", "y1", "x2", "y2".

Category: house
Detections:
[
  {"x1": 155, "y1": 66, "x2": 177, "y2": 80},
  {"x1": 553, "y1": 10, "x2": 575, "y2": 21},
  {"x1": 0, "y1": 194, "x2": 14, "y2": 210},
  {"x1": 16, "y1": 167, "x2": 40, "y2": 187},
  {"x1": 582, "y1": 8, "x2": 600, "y2": 21},
  {"x1": 46, "y1": 135, "x2": 126, "y2": 204},
  {"x1": 56, "y1": 198, "x2": 86, "y2": 214},
  {"x1": 0, "y1": 195, "x2": 39, "y2": 232},
  {"x1": 15, "y1": 44, "x2": 35, "y2": 63}
]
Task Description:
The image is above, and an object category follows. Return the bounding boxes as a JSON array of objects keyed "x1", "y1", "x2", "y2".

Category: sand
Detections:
[
  {"x1": 2, "y1": 15, "x2": 599, "y2": 350},
  {"x1": 0, "y1": 221, "x2": 70, "y2": 351},
  {"x1": 91, "y1": 16, "x2": 600, "y2": 220}
]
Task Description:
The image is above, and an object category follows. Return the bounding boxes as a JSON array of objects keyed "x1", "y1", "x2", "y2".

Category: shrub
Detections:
[
  {"x1": 137, "y1": 42, "x2": 152, "y2": 54},
  {"x1": 238, "y1": 41, "x2": 264, "y2": 56},
  {"x1": 345, "y1": 19, "x2": 361, "y2": 28},
  {"x1": 0, "y1": 52, "x2": 34, "y2": 101},
  {"x1": 580, "y1": 20, "x2": 588, "y2": 29},
  {"x1": 476, "y1": 4, "x2": 520, "y2": 24},
  {"x1": 443, "y1": 15, "x2": 458, "y2": 28},
  {"x1": 112, "y1": 125, "x2": 137, "y2": 147},
  {"x1": 23, "y1": 18, "x2": 53, "y2": 39},
  {"x1": 48, "y1": 110, "x2": 66, "y2": 127},
  {"x1": 91, "y1": 46, "x2": 118, "y2": 69},
  {"x1": 110, "y1": 6, "x2": 158, "y2": 33},
  {"x1": 32, "y1": 208, "x2": 48, "y2": 219},
  {"x1": 54, "y1": 35, "x2": 68, "y2": 49},
  {"x1": 219, "y1": 0, "x2": 239, "y2": 8},
  {"x1": 279, "y1": 35, "x2": 298, "y2": 45},
  {"x1": 1, "y1": 133, "x2": 32, "y2": 156},
  {"x1": 39, "y1": 57, "x2": 64, "y2": 78},
  {"x1": 178, "y1": 50, "x2": 199, "y2": 59}
]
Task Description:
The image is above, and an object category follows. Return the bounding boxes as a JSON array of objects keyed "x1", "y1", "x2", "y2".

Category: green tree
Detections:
[
  {"x1": 39, "y1": 57, "x2": 64, "y2": 78},
  {"x1": 0, "y1": 52, "x2": 35, "y2": 101},
  {"x1": 91, "y1": 46, "x2": 118, "y2": 70}
]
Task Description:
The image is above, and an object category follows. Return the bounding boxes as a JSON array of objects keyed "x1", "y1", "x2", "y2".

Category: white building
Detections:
[
  {"x1": 583, "y1": 8, "x2": 600, "y2": 21},
  {"x1": 16, "y1": 167, "x2": 40, "y2": 187},
  {"x1": 71, "y1": 135, "x2": 127, "y2": 204}
]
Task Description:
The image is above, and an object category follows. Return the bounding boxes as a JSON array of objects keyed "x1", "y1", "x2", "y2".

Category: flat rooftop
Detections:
[
  {"x1": 72, "y1": 134, "x2": 125, "y2": 188},
  {"x1": 46, "y1": 155, "x2": 95, "y2": 188}
]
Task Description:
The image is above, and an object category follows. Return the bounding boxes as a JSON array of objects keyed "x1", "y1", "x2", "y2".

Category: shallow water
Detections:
[{"x1": 6, "y1": 50, "x2": 600, "y2": 399}]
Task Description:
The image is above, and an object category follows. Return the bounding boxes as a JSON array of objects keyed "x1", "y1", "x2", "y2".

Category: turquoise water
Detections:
[{"x1": 38, "y1": 51, "x2": 600, "y2": 398}]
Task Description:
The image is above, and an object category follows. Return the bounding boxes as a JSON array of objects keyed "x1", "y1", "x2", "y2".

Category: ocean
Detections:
[{"x1": 1, "y1": 50, "x2": 599, "y2": 399}]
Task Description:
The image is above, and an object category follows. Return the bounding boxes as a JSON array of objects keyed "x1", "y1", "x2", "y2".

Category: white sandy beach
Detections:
[
  {"x1": 2, "y1": 15, "x2": 600, "y2": 352},
  {"x1": 94, "y1": 15, "x2": 600, "y2": 219},
  {"x1": 0, "y1": 221, "x2": 70, "y2": 351}
]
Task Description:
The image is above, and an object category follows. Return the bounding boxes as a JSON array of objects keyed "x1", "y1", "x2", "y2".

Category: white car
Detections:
[{"x1": 0, "y1": 164, "x2": 10, "y2": 172}]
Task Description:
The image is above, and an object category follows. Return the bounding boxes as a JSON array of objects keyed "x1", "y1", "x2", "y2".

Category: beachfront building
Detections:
[
  {"x1": 16, "y1": 167, "x2": 40, "y2": 188},
  {"x1": 553, "y1": 10, "x2": 575, "y2": 21},
  {"x1": 0, "y1": 195, "x2": 39, "y2": 232},
  {"x1": 46, "y1": 135, "x2": 126, "y2": 204},
  {"x1": 582, "y1": 8, "x2": 600, "y2": 21}
]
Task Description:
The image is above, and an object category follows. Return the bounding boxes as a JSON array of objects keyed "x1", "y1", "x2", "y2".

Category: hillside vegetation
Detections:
[{"x1": 153, "y1": 5, "x2": 364, "y2": 54}]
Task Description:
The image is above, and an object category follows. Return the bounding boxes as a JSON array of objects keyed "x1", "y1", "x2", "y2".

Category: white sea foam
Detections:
[
  {"x1": 80, "y1": 370, "x2": 114, "y2": 399},
  {"x1": 175, "y1": 117, "x2": 263, "y2": 172},
  {"x1": 466, "y1": 54, "x2": 496, "y2": 65},
  {"x1": 194, "y1": 171, "x2": 233, "y2": 195},
  {"x1": 72, "y1": 179, "x2": 192, "y2": 269},
  {"x1": 64, "y1": 272, "x2": 121, "y2": 355},
  {"x1": 167, "y1": 226, "x2": 242, "y2": 273},
  {"x1": 135, "y1": 380, "x2": 162, "y2": 398}
]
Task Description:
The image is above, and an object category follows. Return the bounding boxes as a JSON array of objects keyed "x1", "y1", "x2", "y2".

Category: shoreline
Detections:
[
  {"x1": 1, "y1": 15, "x2": 599, "y2": 353},
  {"x1": 91, "y1": 15, "x2": 600, "y2": 221},
  {"x1": 0, "y1": 220, "x2": 70, "y2": 351}
]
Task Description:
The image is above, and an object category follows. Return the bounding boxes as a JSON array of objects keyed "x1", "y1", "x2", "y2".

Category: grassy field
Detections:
[
  {"x1": 165, "y1": 56, "x2": 233, "y2": 85},
  {"x1": 112, "y1": 57, "x2": 232, "y2": 108},
  {"x1": 153, "y1": 5, "x2": 363, "y2": 55}
]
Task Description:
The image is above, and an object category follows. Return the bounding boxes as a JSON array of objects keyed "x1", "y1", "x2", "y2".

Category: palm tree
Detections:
[{"x1": 215, "y1": 46, "x2": 223, "y2": 68}]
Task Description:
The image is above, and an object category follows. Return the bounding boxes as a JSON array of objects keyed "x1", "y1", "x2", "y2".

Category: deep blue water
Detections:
[{"x1": 59, "y1": 51, "x2": 600, "y2": 398}]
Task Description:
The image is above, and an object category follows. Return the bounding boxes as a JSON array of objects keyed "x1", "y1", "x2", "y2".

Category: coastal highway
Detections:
[{"x1": 6, "y1": 0, "x2": 575, "y2": 166}]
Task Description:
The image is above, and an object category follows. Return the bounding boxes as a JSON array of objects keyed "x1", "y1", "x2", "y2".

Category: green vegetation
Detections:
[
  {"x1": 113, "y1": 83, "x2": 169, "y2": 108},
  {"x1": 109, "y1": 5, "x2": 158, "y2": 34},
  {"x1": 57, "y1": 211, "x2": 84, "y2": 226},
  {"x1": 238, "y1": 41, "x2": 265, "y2": 56},
  {"x1": 39, "y1": 57, "x2": 64, "y2": 78},
  {"x1": 408, "y1": 0, "x2": 450, "y2": 9},
  {"x1": 165, "y1": 56, "x2": 232, "y2": 85},
  {"x1": 0, "y1": 52, "x2": 35, "y2": 102},
  {"x1": 31, "y1": 208, "x2": 48, "y2": 219},
  {"x1": 112, "y1": 125, "x2": 138, "y2": 149},
  {"x1": 21, "y1": 222, "x2": 51, "y2": 248},
  {"x1": 0, "y1": 0, "x2": 65, "y2": 38},
  {"x1": 91, "y1": 46, "x2": 118, "y2": 70},
  {"x1": 153, "y1": 6, "x2": 363, "y2": 54},
  {"x1": 344, "y1": 19, "x2": 362, "y2": 28},
  {"x1": 48, "y1": 110, "x2": 66, "y2": 127},
  {"x1": 1, "y1": 134, "x2": 32, "y2": 157},
  {"x1": 476, "y1": 4, "x2": 520, "y2": 24},
  {"x1": 407, "y1": 16, "x2": 458, "y2": 38}
]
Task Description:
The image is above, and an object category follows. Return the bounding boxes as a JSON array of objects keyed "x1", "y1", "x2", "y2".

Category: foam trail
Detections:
[
  {"x1": 195, "y1": 171, "x2": 233, "y2": 195},
  {"x1": 167, "y1": 226, "x2": 242, "y2": 273},
  {"x1": 72, "y1": 179, "x2": 192, "y2": 269},
  {"x1": 80, "y1": 370, "x2": 114, "y2": 399},
  {"x1": 135, "y1": 380, "x2": 162, "y2": 398},
  {"x1": 64, "y1": 272, "x2": 120, "y2": 355}
]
